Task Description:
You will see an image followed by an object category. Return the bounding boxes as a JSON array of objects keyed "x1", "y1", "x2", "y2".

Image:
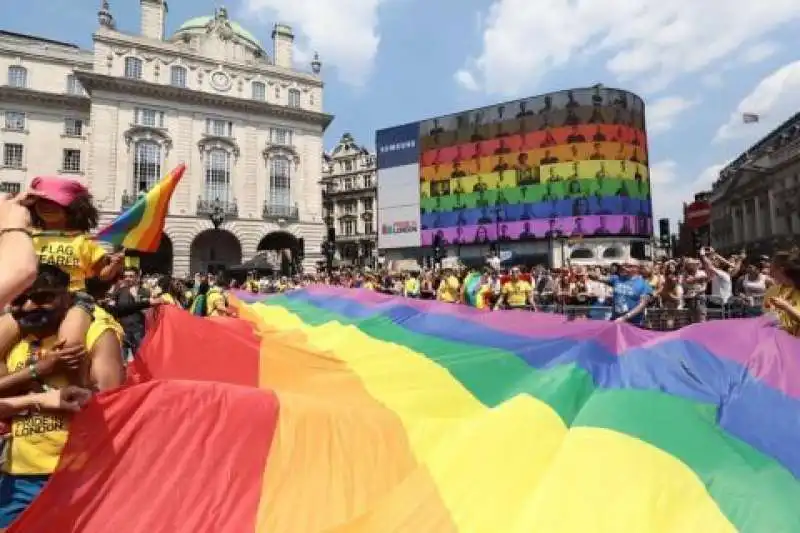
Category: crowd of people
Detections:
[
  {"x1": 0, "y1": 171, "x2": 797, "y2": 527},
  {"x1": 299, "y1": 248, "x2": 800, "y2": 335}
]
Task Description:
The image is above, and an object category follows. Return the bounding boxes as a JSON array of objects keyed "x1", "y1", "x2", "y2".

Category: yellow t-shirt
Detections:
[
  {"x1": 33, "y1": 232, "x2": 106, "y2": 292},
  {"x1": 88, "y1": 306, "x2": 124, "y2": 347},
  {"x1": 3, "y1": 307, "x2": 122, "y2": 475},
  {"x1": 404, "y1": 278, "x2": 420, "y2": 296},
  {"x1": 764, "y1": 284, "x2": 800, "y2": 337},
  {"x1": 437, "y1": 275, "x2": 461, "y2": 303},
  {"x1": 206, "y1": 288, "x2": 226, "y2": 317},
  {"x1": 502, "y1": 279, "x2": 533, "y2": 308}
]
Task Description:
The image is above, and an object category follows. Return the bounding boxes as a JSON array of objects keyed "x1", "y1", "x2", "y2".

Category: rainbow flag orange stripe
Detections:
[
  {"x1": 8, "y1": 288, "x2": 800, "y2": 532},
  {"x1": 95, "y1": 163, "x2": 185, "y2": 252}
]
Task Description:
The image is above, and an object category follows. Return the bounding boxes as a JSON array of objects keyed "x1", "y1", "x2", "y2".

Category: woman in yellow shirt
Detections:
[
  {"x1": 0, "y1": 177, "x2": 124, "y2": 359},
  {"x1": 763, "y1": 251, "x2": 800, "y2": 337}
]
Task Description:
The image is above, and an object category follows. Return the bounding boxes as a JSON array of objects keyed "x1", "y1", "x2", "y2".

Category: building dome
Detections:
[{"x1": 173, "y1": 8, "x2": 264, "y2": 52}]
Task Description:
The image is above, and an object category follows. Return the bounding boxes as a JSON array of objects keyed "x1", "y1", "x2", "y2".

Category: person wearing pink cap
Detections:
[{"x1": 0, "y1": 176, "x2": 124, "y2": 372}]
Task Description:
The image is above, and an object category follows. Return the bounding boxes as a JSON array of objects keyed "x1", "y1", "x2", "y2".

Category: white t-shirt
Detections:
[
  {"x1": 683, "y1": 270, "x2": 708, "y2": 298},
  {"x1": 708, "y1": 267, "x2": 732, "y2": 304}
]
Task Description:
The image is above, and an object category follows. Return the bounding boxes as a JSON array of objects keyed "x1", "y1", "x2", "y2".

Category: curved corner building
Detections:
[{"x1": 376, "y1": 86, "x2": 652, "y2": 266}]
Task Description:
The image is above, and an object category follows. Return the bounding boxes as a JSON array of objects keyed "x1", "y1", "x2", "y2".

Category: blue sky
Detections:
[{"x1": 6, "y1": 0, "x2": 800, "y2": 225}]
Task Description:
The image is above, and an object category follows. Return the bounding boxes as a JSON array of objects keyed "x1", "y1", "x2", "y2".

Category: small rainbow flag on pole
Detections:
[{"x1": 95, "y1": 163, "x2": 186, "y2": 252}]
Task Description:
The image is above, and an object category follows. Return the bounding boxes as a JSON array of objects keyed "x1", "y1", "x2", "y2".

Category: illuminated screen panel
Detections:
[{"x1": 417, "y1": 87, "x2": 652, "y2": 244}]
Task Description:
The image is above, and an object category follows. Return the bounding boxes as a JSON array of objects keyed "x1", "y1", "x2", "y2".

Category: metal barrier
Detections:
[{"x1": 332, "y1": 287, "x2": 765, "y2": 331}]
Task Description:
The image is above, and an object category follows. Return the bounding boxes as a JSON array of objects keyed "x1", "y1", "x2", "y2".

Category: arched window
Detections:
[
  {"x1": 602, "y1": 247, "x2": 623, "y2": 259},
  {"x1": 288, "y1": 88, "x2": 301, "y2": 108},
  {"x1": 269, "y1": 157, "x2": 291, "y2": 210},
  {"x1": 7, "y1": 66, "x2": 27, "y2": 88},
  {"x1": 170, "y1": 66, "x2": 187, "y2": 88},
  {"x1": 205, "y1": 149, "x2": 231, "y2": 202},
  {"x1": 124, "y1": 57, "x2": 143, "y2": 79},
  {"x1": 133, "y1": 141, "x2": 161, "y2": 194},
  {"x1": 252, "y1": 81, "x2": 265, "y2": 101},
  {"x1": 570, "y1": 248, "x2": 594, "y2": 260}
]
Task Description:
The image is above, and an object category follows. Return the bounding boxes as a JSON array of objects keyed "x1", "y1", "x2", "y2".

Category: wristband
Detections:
[
  {"x1": 28, "y1": 364, "x2": 40, "y2": 381},
  {"x1": 0, "y1": 228, "x2": 32, "y2": 238}
]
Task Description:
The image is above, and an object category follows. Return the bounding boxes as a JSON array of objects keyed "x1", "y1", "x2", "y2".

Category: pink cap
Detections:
[{"x1": 29, "y1": 176, "x2": 89, "y2": 207}]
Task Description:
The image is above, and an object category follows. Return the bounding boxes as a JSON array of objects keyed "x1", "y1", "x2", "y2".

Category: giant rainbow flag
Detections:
[{"x1": 8, "y1": 287, "x2": 800, "y2": 532}]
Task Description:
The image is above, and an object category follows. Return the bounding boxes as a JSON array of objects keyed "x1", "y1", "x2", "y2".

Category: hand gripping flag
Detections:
[{"x1": 95, "y1": 163, "x2": 185, "y2": 252}]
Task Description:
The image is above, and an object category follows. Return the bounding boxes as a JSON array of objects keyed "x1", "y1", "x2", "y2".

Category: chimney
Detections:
[
  {"x1": 140, "y1": 0, "x2": 167, "y2": 41},
  {"x1": 272, "y1": 24, "x2": 294, "y2": 69}
]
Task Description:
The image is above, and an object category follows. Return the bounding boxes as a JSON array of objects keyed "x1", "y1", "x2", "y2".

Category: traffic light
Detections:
[
  {"x1": 433, "y1": 233, "x2": 443, "y2": 263},
  {"x1": 658, "y1": 218, "x2": 670, "y2": 247}
]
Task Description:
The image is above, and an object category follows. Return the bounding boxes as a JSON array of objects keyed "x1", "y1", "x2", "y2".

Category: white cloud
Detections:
[
  {"x1": 714, "y1": 60, "x2": 800, "y2": 143},
  {"x1": 646, "y1": 96, "x2": 696, "y2": 134},
  {"x1": 650, "y1": 161, "x2": 723, "y2": 223},
  {"x1": 243, "y1": 0, "x2": 384, "y2": 86},
  {"x1": 739, "y1": 41, "x2": 780, "y2": 65},
  {"x1": 454, "y1": 69, "x2": 479, "y2": 92},
  {"x1": 457, "y1": 0, "x2": 800, "y2": 97}
]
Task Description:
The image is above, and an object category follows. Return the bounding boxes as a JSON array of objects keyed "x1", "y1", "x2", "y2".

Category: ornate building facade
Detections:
[
  {"x1": 0, "y1": 1, "x2": 332, "y2": 276},
  {"x1": 710, "y1": 113, "x2": 800, "y2": 255},
  {"x1": 321, "y1": 133, "x2": 377, "y2": 267}
]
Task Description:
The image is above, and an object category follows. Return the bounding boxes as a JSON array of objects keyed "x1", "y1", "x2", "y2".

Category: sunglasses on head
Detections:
[{"x1": 11, "y1": 290, "x2": 61, "y2": 308}]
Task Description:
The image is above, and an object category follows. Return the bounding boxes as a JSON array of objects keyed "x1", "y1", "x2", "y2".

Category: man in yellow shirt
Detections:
[
  {"x1": 436, "y1": 268, "x2": 461, "y2": 303},
  {"x1": 0, "y1": 265, "x2": 124, "y2": 527},
  {"x1": 404, "y1": 272, "x2": 421, "y2": 298},
  {"x1": 495, "y1": 267, "x2": 535, "y2": 310}
]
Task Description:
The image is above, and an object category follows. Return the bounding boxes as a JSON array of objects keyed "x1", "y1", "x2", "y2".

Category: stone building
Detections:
[
  {"x1": 321, "y1": 133, "x2": 378, "y2": 267},
  {"x1": 0, "y1": 1, "x2": 332, "y2": 276},
  {"x1": 710, "y1": 113, "x2": 800, "y2": 255}
]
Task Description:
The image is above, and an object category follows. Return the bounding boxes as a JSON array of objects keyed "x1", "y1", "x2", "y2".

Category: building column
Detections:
[
  {"x1": 767, "y1": 190, "x2": 777, "y2": 236},
  {"x1": 754, "y1": 197, "x2": 762, "y2": 240},
  {"x1": 731, "y1": 203, "x2": 741, "y2": 246}
]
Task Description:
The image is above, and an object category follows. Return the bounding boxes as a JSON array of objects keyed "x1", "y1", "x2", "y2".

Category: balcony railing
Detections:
[
  {"x1": 196, "y1": 197, "x2": 239, "y2": 218},
  {"x1": 322, "y1": 182, "x2": 376, "y2": 196},
  {"x1": 336, "y1": 232, "x2": 378, "y2": 243},
  {"x1": 121, "y1": 190, "x2": 141, "y2": 210},
  {"x1": 262, "y1": 201, "x2": 299, "y2": 221}
]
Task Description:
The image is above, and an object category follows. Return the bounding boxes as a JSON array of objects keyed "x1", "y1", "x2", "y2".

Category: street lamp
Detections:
[
  {"x1": 320, "y1": 240, "x2": 335, "y2": 274},
  {"x1": 209, "y1": 198, "x2": 226, "y2": 229}
]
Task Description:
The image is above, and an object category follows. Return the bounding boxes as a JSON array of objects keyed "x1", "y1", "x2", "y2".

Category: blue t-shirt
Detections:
[{"x1": 609, "y1": 274, "x2": 652, "y2": 324}]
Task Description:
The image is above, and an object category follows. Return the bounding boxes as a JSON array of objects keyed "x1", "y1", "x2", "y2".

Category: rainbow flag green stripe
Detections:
[{"x1": 258, "y1": 294, "x2": 800, "y2": 532}]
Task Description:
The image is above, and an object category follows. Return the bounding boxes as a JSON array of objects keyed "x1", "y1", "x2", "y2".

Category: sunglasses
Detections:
[{"x1": 11, "y1": 290, "x2": 62, "y2": 308}]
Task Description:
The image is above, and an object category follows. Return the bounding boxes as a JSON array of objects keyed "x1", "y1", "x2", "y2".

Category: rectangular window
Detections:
[
  {"x1": 64, "y1": 118, "x2": 84, "y2": 136},
  {"x1": 7, "y1": 66, "x2": 27, "y2": 88},
  {"x1": 206, "y1": 118, "x2": 233, "y2": 137},
  {"x1": 2, "y1": 144, "x2": 24, "y2": 168},
  {"x1": 0, "y1": 182, "x2": 21, "y2": 195},
  {"x1": 134, "y1": 108, "x2": 165, "y2": 128},
  {"x1": 62, "y1": 149, "x2": 81, "y2": 173},
  {"x1": 269, "y1": 127, "x2": 292, "y2": 146},
  {"x1": 252, "y1": 82, "x2": 266, "y2": 101},
  {"x1": 343, "y1": 160, "x2": 353, "y2": 172},
  {"x1": 269, "y1": 158, "x2": 291, "y2": 209},
  {"x1": 363, "y1": 174, "x2": 373, "y2": 188},
  {"x1": 364, "y1": 220, "x2": 373, "y2": 234},
  {"x1": 344, "y1": 177, "x2": 353, "y2": 190},
  {"x1": 344, "y1": 201, "x2": 355, "y2": 214},
  {"x1": 204, "y1": 150, "x2": 231, "y2": 202},
  {"x1": 362, "y1": 198, "x2": 373, "y2": 211},
  {"x1": 170, "y1": 66, "x2": 187, "y2": 88},
  {"x1": 3, "y1": 111, "x2": 25, "y2": 131},
  {"x1": 344, "y1": 219, "x2": 356, "y2": 235},
  {"x1": 288, "y1": 89, "x2": 301, "y2": 108},
  {"x1": 66, "y1": 75, "x2": 84, "y2": 95},
  {"x1": 124, "y1": 57, "x2": 143, "y2": 80}
]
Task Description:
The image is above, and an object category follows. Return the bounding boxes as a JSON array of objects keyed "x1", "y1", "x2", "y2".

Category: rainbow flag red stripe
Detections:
[{"x1": 95, "y1": 163, "x2": 185, "y2": 252}]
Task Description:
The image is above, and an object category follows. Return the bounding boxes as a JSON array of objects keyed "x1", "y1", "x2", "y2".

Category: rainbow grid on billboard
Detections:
[{"x1": 418, "y1": 87, "x2": 652, "y2": 246}]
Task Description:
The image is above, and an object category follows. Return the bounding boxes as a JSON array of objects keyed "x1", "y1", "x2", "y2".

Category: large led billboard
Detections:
[{"x1": 377, "y1": 86, "x2": 652, "y2": 250}]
